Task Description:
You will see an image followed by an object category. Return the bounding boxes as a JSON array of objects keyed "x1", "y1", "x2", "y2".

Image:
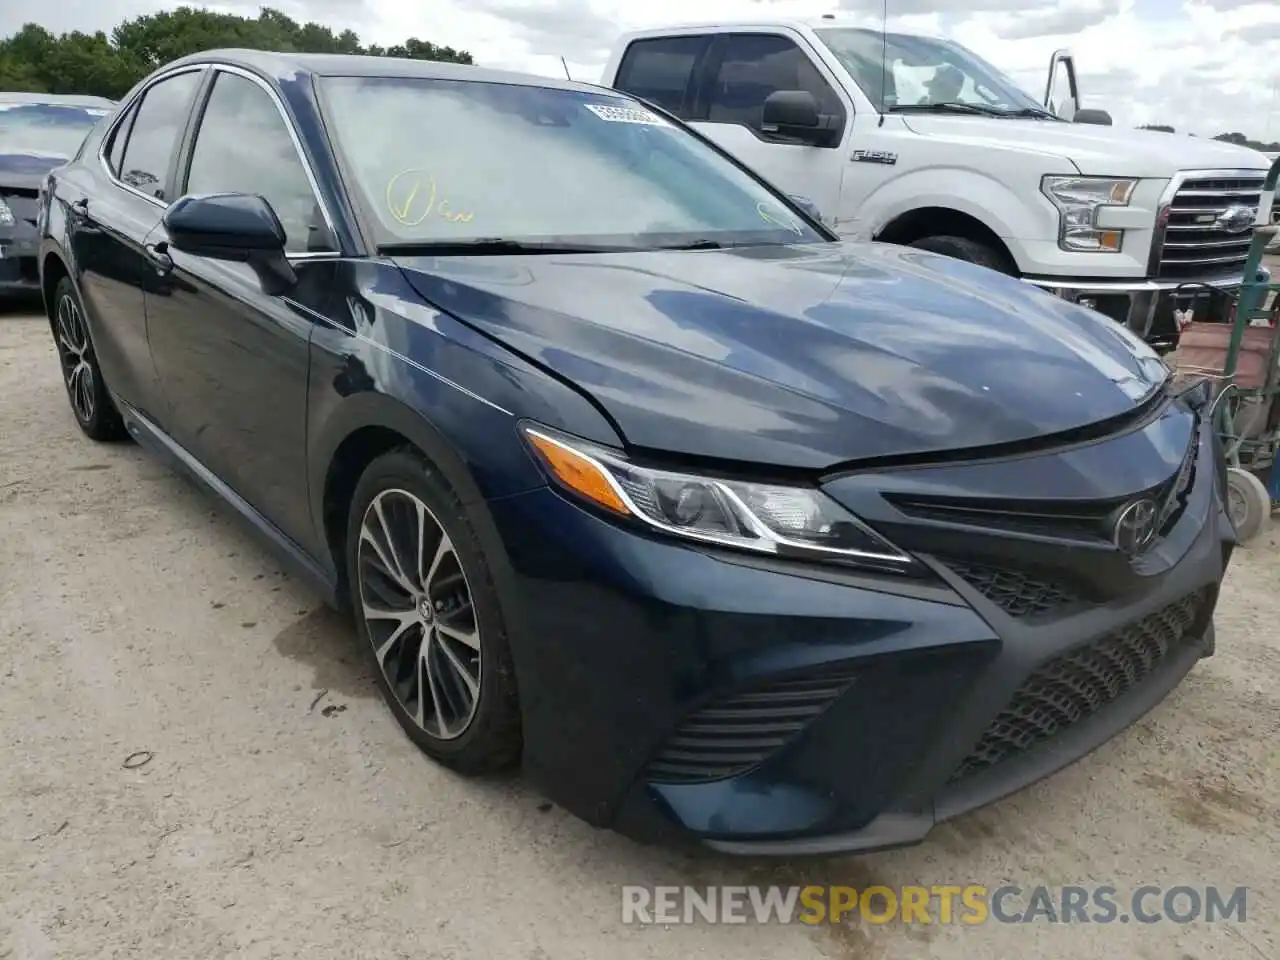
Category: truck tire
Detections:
[{"x1": 908, "y1": 236, "x2": 1016, "y2": 276}]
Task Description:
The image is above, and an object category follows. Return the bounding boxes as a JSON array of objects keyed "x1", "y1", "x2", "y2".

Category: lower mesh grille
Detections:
[
  {"x1": 945, "y1": 559, "x2": 1080, "y2": 617},
  {"x1": 949, "y1": 592, "x2": 1204, "y2": 782},
  {"x1": 644, "y1": 666, "x2": 858, "y2": 784}
]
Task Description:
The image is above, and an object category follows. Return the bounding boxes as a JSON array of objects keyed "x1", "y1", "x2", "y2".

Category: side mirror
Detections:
[
  {"x1": 163, "y1": 193, "x2": 296, "y2": 294},
  {"x1": 762, "y1": 90, "x2": 837, "y2": 147},
  {"x1": 1073, "y1": 108, "x2": 1113, "y2": 126}
]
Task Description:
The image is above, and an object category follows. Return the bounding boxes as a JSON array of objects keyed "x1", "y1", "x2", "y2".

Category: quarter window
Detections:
[
  {"x1": 117, "y1": 71, "x2": 202, "y2": 201},
  {"x1": 613, "y1": 36, "x2": 709, "y2": 116},
  {"x1": 185, "y1": 71, "x2": 334, "y2": 254},
  {"x1": 707, "y1": 34, "x2": 845, "y2": 141},
  {"x1": 105, "y1": 102, "x2": 137, "y2": 176}
]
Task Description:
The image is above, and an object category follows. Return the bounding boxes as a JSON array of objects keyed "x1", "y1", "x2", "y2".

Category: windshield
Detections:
[
  {"x1": 815, "y1": 28, "x2": 1047, "y2": 115},
  {"x1": 319, "y1": 77, "x2": 825, "y2": 250},
  {"x1": 0, "y1": 102, "x2": 109, "y2": 157}
]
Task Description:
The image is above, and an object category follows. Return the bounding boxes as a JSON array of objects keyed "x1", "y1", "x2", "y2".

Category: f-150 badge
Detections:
[{"x1": 851, "y1": 150, "x2": 898, "y2": 165}]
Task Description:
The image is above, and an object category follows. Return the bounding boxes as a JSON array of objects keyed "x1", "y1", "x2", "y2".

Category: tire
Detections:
[
  {"x1": 345, "y1": 446, "x2": 521, "y2": 774},
  {"x1": 908, "y1": 235, "x2": 1016, "y2": 275},
  {"x1": 50, "y1": 276, "x2": 128, "y2": 442},
  {"x1": 1225, "y1": 466, "x2": 1271, "y2": 544}
]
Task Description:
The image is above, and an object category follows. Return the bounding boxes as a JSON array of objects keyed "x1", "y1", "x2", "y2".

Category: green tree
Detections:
[{"x1": 0, "y1": 6, "x2": 472, "y2": 100}]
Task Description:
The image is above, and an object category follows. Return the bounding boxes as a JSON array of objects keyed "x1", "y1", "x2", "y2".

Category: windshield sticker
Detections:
[
  {"x1": 385, "y1": 168, "x2": 474, "y2": 226},
  {"x1": 756, "y1": 202, "x2": 804, "y2": 237},
  {"x1": 584, "y1": 103, "x2": 669, "y2": 126}
]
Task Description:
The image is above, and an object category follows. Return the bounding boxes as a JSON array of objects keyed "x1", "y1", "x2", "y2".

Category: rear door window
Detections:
[
  {"x1": 117, "y1": 71, "x2": 202, "y2": 201},
  {"x1": 614, "y1": 36, "x2": 710, "y2": 116}
]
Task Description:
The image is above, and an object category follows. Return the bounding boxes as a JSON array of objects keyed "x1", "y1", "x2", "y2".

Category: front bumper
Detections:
[
  {"x1": 0, "y1": 225, "x2": 41, "y2": 294},
  {"x1": 484, "y1": 405, "x2": 1232, "y2": 853}
]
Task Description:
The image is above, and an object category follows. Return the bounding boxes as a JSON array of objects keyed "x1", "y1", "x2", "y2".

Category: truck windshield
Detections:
[
  {"x1": 815, "y1": 28, "x2": 1050, "y2": 116},
  {"x1": 0, "y1": 102, "x2": 109, "y2": 157},
  {"x1": 319, "y1": 76, "x2": 826, "y2": 252}
]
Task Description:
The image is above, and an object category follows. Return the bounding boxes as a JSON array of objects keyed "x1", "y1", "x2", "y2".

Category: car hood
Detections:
[
  {"x1": 0, "y1": 151, "x2": 68, "y2": 191},
  {"x1": 394, "y1": 241, "x2": 1169, "y2": 469},
  {"x1": 901, "y1": 116, "x2": 1271, "y2": 179}
]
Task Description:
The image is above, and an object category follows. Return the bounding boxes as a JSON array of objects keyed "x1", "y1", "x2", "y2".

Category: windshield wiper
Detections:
[
  {"x1": 377, "y1": 238, "x2": 637, "y2": 256},
  {"x1": 652, "y1": 239, "x2": 732, "y2": 250},
  {"x1": 993, "y1": 106, "x2": 1059, "y2": 120},
  {"x1": 888, "y1": 101, "x2": 999, "y2": 116}
]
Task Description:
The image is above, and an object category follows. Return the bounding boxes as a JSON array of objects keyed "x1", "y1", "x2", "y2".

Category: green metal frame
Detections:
[{"x1": 1212, "y1": 156, "x2": 1280, "y2": 476}]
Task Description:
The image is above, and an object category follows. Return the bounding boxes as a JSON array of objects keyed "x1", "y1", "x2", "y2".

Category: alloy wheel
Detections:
[
  {"x1": 357, "y1": 488, "x2": 482, "y2": 740},
  {"x1": 55, "y1": 294, "x2": 94, "y2": 423}
]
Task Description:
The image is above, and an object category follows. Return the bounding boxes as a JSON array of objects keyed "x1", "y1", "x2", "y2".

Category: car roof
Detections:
[
  {"x1": 0, "y1": 91, "x2": 116, "y2": 108},
  {"x1": 167, "y1": 49, "x2": 615, "y2": 97},
  {"x1": 613, "y1": 20, "x2": 942, "y2": 42}
]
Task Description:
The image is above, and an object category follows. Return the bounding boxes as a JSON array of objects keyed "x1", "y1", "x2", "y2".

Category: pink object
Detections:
[{"x1": 1173, "y1": 322, "x2": 1278, "y2": 390}]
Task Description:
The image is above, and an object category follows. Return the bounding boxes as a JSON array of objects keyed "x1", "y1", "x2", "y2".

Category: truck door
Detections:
[{"x1": 685, "y1": 32, "x2": 849, "y2": 227}]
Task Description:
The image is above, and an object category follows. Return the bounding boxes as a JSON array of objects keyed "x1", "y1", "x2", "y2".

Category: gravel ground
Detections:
[{"x1": 1, "y1": 305, "x2": 1278, "y2": 960}]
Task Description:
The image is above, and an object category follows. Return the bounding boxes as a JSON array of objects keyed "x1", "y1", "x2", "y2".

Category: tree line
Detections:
[
  {"x1": 1139, "y1": 123, "x2": 1278, "y2": 151},
  {"x1": 0, "y1": 6, "x2": 471, "y2": 101}
]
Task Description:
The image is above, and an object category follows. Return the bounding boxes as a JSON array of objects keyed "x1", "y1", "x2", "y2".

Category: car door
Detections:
[
  {"x1": 67, "y1": 68, "x2": 204, "y2": 420},
  {"x1": 687, "y1": 32, "x2": 849, "y2": 224},
  {"x1": 144, "y1": 66, "x2": 342, "y2": 548}
]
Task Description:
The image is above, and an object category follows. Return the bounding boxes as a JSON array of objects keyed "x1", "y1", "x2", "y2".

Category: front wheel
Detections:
[
  {"x1": 908, "y1": 235, "x2": 1016, "y2": 275},
  {"x1": 51, "y1": 276, "x2": 128, "y2": 442},
  {"x1": 345, "y1": 447, "x2": 521, "y2": 773}
]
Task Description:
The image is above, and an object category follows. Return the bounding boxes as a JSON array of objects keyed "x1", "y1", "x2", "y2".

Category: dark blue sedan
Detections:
[{"x1": 37, "y1": 50, "x2": 1232, "y2": 854}]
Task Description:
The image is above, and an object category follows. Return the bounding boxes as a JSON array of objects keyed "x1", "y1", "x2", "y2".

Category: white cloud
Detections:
[{"x1": 3, "y1": 0, "x2": 1279, "y2": 141}]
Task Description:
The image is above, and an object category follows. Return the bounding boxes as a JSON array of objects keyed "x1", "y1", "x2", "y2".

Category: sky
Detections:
[{"x1": 3, "y1": 0, "x2": 1279, "y2": 142}]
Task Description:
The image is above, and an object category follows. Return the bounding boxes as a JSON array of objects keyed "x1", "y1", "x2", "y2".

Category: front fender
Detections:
[{"x1": 865, "y1": 167, "x2": 1055, "y2": 256}]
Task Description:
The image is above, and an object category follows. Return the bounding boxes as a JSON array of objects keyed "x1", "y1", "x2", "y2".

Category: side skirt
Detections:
[{"x1": 117, "y1": 399, "x2": 342, "y2": 608}]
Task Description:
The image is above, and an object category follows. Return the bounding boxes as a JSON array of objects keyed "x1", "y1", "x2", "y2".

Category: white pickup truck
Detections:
[{"x1": 601, "y1": 18, "x2": 1273, "y2": 343}]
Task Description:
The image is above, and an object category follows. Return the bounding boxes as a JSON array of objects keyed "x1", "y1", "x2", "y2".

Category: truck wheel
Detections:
[{"x1": 908, "y1": 236, "x2": 1015, "y2": 275}]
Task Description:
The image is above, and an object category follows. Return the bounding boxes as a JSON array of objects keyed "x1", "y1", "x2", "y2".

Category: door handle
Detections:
[{"x1": 145, "y1": 241, "x2": 173, "y2": 275}]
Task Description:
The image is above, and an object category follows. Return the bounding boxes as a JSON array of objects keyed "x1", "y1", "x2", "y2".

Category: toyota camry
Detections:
[{"x1": 37, "y1": 51, "x2": 1232, "y2": 854}]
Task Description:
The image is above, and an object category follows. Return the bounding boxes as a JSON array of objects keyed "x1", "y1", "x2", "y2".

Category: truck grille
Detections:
[
  {"x1": 643, "y1": 665, "x2": 858, "y2": 784},
  {"x1": 948, "y1": 591, "x2": 1205, "y2": 782},
  {"x1": 1156, "y1": 174, "x2": 1264, "y2": 280}
]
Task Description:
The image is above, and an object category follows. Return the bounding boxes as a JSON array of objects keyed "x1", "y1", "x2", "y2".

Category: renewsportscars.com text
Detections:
[{"x1": 621, "y1": 884, "x2": 1248, "y2": 925}]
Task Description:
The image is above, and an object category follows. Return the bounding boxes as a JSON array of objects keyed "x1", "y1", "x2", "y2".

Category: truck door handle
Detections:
[{"x1": 145, "y1": 241, "x2": 173, "y2": 275}]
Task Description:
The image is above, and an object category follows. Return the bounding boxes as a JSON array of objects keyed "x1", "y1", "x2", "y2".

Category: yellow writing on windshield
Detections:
[
  {"x1": 756, "y1": 201, "x2": 803, "y2": 236},
  {"x1": 386, "y1": 168, "x2": 474, "y2": 226}
]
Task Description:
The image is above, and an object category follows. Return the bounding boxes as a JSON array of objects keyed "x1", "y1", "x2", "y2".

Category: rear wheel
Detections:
[
  {"x1": 51, "y1": 276, "x2": 128, "y2": 442},
  {"x1": 908, "y1": 235, "x2": 1016, "y2": 275},
  {"x1": 1225, "y1": 466, "x2": 1271, "y2": 544},
  {"x1": 345, "y1": 447, "x2": 521, "y2": 773}
]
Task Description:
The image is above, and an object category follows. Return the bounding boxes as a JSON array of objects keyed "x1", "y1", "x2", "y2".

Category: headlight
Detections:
[
  {"x1": 0, "y1": 198, "x2": 13, "y2": 227},
  {"x1": 521, "y1": 425, "x2": 917, "y2": 571},
  {"x1": 1041, "y1": 176, "x2": 1136, "y2": 253}
]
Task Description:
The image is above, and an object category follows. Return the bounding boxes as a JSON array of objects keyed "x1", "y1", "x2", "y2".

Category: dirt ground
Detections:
[{"x1": 2, "y1": 305, "x2": 1278, "y2": 960}]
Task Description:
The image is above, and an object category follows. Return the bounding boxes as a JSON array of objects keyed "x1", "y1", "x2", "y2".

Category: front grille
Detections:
[
  {"x1": 949, "y1": 592, "x2": 1204, "y2": 782},
  {"x1": 644, "y1": 665, "x2": 858, "y2": 784},
  {"x1": 1157, "y1": 174, "x2": 1264, "y2": 280},
  {"x1": 944, "y1": 560, "x2": 1080, "y2": 617}
]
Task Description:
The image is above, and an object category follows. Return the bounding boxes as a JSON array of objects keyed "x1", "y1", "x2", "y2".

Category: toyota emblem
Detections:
[{"x1": 1113, "y1": 498, "x2": 1160, "y2": 556}]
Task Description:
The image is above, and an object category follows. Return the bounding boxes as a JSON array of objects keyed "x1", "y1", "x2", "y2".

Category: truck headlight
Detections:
[
  {"x1": 521, "y1": 424, "x2": 919, "y2": 572},
  {"x1": 0, "y1": 198, "x2": 13, "y2": 227},
  {"x1": 1041, "y1": 176, "x2": 1137, "y2": 253}
]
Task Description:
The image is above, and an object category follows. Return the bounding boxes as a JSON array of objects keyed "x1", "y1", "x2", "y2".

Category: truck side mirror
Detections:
[
  {"x1": 1073, "y1": 108, "x2": 1113, "y2": 126},
  {"x1": 762, "y1": 90, "x2": 838, "y2": 147}
]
